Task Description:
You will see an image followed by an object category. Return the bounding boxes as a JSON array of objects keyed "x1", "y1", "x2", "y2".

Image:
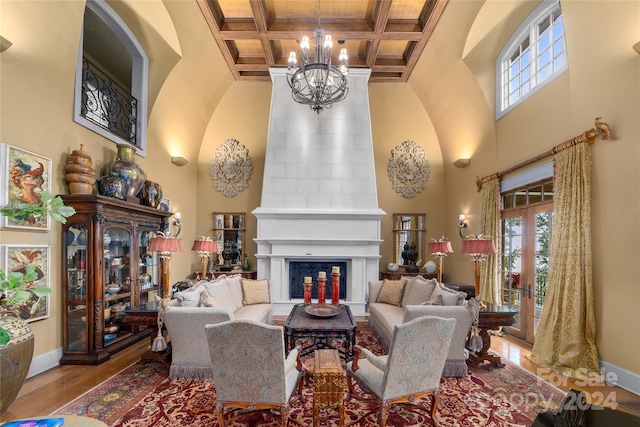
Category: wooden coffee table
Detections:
[
  {"x1": 466, "y1": 302, "x2": 518, "y2": 367},
  {"x1": 284, "y1": 304, "x2": 357, "y2": 362}
]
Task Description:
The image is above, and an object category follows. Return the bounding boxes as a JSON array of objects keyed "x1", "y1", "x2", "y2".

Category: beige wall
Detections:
[
  {"x1": 1, "y1": 0, "x2": 638, "y2": 378},
  {"x1": 410, "y1": 0, "x2": 640, "y2": 375}
]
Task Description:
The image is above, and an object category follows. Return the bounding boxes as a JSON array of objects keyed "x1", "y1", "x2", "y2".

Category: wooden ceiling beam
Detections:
[{"x1": 197, "y1": 0, "x2": 449, "y2": 84}]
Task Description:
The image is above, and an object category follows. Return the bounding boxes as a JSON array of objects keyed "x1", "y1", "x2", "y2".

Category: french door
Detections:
[{"x1": 501, "y1": 203, "x2": 553, "y2": 343}]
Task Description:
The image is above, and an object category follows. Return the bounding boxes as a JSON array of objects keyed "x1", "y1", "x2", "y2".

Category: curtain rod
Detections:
[{"x1": 476, "y1": 117, "x2": 614, "y2": 191}]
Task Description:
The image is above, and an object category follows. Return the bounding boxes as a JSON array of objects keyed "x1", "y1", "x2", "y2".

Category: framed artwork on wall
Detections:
[
  {"x1": 158, "y1": 197, "x2": 171, "y2": 213},
  {"x1": 0, "y1": 143, "x2": 53, "y2": 230},
  {"x1": 1, "y1": 244, "x2": 51, "y2": 323}
]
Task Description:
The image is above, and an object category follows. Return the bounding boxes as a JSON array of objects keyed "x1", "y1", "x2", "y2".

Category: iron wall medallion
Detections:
[
  {"x1": 209, "y1": 138, "x2": 253, "y2": 198},
  {"x1": 387, "y1": 140, "x2": 431, "y2": 199}
]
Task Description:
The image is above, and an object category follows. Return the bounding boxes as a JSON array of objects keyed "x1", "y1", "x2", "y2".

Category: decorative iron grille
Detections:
[
  {"x1": 80, "y1": 56, "x2": 137, "y2": 145},
  {"x1": 289, "y1": 261, "x2": 347, "y2": 300}
]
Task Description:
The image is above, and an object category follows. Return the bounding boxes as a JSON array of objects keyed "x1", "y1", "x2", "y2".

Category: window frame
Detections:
[
  {"x1": 495, "y1": 0, "x2": 568, "y2": 120},
  {"x1": 73, "y1": 0, "x2": 149, "y2": 156}
]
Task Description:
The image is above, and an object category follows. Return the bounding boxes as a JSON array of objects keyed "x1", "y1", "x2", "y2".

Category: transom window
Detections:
[{"x1": 496, "y1": 1, "x2": 567, "y2": 119}]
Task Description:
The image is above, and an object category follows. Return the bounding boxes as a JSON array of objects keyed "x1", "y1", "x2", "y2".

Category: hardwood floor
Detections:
[{"x1": 2, "y1": 329, "x2": 638, "y2": 423}]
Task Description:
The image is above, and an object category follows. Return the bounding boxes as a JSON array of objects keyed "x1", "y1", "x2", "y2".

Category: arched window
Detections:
[
  {"x1": 73, "y1": 0, "x2": 149, "y2": 156},
  {"x1": 496, "y1": 1, "x2": 567, "y2": 119}
]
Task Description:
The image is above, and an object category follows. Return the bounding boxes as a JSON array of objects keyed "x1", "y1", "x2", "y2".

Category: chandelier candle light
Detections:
[
  {"x1": 427, "y1": 238, "x2": 453, "y2": 283},
  {"x1": 287, "y1": 0, "x2": 348, "y2": 114},
  {"x1": 460, "y1": 235, "x2": 497, "y2": 295},
  {"x1": 191, "y1": 237, "x2": 218, "y2": 280}
]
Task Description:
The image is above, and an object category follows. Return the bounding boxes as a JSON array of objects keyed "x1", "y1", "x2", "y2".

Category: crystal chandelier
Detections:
[{"x1": 287, "y1": 0, "x2": 349, "y2": 114}]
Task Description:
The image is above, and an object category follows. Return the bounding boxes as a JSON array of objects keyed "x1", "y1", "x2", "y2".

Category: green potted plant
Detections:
[{"x1": 0, "y1": 190, "x2": 75, "y2": 414}]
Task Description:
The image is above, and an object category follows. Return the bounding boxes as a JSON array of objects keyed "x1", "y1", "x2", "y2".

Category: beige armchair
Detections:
[
  {"x1": 346, "y1": 315, "x2": 456, "y2": 427},
  {"x1": 205, "y1": 319, "x2": 305, "y2": 427}
]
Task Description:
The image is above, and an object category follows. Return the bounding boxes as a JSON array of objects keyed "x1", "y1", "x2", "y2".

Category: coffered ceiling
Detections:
[{"x1": 197, "y1": 0, "x2": 448, "y2": 82}]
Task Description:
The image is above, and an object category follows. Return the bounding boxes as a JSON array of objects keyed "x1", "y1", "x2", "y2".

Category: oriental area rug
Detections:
[{"x1": 53, "y1": 323, "x2": 563, "y2": 426}]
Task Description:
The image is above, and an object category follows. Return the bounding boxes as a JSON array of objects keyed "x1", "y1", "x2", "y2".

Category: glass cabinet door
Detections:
[
  {"x1": 103, "y1": 227, "x2": 133, "y2": 345},
  {"x1": 65, "y1": 224, "x2": 88, "y2": 352},
  {"x1": 138, "y1": 230, "x2": 159, "y2": 305}
]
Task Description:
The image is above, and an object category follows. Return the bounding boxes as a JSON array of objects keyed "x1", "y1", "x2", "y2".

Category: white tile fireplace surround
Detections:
[{"x1": 253, "y1": 68, "x2": 385, "y2": 316}]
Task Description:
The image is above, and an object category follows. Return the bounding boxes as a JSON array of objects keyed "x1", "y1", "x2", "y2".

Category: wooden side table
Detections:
[
  {"x1": 122, "y1": 305, "x2": 171, "y2": 363},
  {"x1": 466, "y1": 302, "x2": 518, "y2": 367},
  {"x1": 313, "y1": 349, "x2": 345, "y2": 427}
]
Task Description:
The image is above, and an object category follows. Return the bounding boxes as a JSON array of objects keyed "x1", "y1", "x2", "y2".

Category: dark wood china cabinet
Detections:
[{"x1": 60, "y1": 195, "x2": 172, "y2": 364}]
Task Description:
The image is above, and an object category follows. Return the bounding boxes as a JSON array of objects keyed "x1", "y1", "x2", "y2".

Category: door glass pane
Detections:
[
  {"x1": 66, "y1": 224, "x2": 88, "y2": 352},
  {"x1": 533, "y1": 211, "x2": 552, "y2": 335},
  {"x1": 501, "y1": 216, "x2": 522, "y2": 330},
  {"x1": 138, "y1": 230, "x2": 159, "y2": 306},
  {"x1": 104, "y1": 227, "x2": 133, "y2": 345}
]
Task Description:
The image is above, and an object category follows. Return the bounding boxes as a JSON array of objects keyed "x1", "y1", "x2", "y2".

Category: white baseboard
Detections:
[
  {"x1": 600, "y1": 360, "x2": 640, "y2": 397},
  {"x1": 27, "y1": 347, "x2": 62, "y2": 378}
]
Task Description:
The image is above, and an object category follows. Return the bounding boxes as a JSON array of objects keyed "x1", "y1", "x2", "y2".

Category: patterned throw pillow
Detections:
[
  {"x1": 422, "y1": 294, "x2": 443, "y2": 306},
  {"x1": 203, "y1": 282, "x2": 238, "y2": 310},
  {"x1": 430, "y1": 283, "x2": 466, "y2": 306},
  {"x1": 402, "y1": 276, "x2": 438, "y2": 306},
  {"x1": 376, "y1": 279, "x2": 406, "y2": 306},
  {"x1": 242, "y1": 279, "x2": 271, "y2": 305},
  {"x1": 173, "y1": 285, "x2": 207, "y2": 307}
]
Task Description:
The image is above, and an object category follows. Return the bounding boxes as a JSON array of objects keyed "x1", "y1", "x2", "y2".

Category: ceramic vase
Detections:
[
  {"x1": 0, "y1": 312, "x2": 35, "y2": 415},
  {"x1": 96, "y1": 173, "x2": 129, "y2": 201},
  {"x1": 105, "y1": 144, "x2": 146, "y2": 199},
  {"x1": 65, "y1": 144, "x2": 96, "y2": 194},
  {"x1": 139, "y1": 180, "x2": 162, "y2": 208}
]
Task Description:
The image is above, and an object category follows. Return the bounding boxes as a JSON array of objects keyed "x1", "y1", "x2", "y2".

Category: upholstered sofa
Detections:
[
  {"x1": 367, "y1": 276, "x2": 479, "y2": 377},
  {"x1": 161, "y1": 274, "x2": 273, "y2": 380}
]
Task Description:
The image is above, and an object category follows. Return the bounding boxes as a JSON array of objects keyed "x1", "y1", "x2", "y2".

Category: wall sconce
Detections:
[
  {"x1": 0, "y1": 36, "x2": 12, "y2": 53},
  {"x1": 171, "y1": 212, "x2": 182, "y2": 237},
  {"x1": 634, "y1": 41, "x2": 640, "y2": 55},
  {"x1": 171, "y1": 156, "x2": 188, "y2": 167},
  {"x1": 453, "y1": 158, "x2": 470, "y2": 168},
  {"x1": 458, "y1": 214, "x2": 468, "y2": 238}
]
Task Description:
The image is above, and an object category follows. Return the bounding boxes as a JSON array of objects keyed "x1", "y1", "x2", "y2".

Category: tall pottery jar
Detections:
[
  {"x1": 105, "y1": 144, "x2": 146, "y2": 200},
  {"x1": 0, "y1": 312, "x2": 34, "y2": 415},
  {"x1": 65, "y1": 144, "x2": 96, "y2": 194}
]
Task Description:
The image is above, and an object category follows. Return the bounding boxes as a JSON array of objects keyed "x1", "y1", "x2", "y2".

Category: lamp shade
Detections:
[
  {"x1": 460, "y1": 237, "x2": 496, "y2": 255},
  {"x1": 149, "y1": 236, "x2": 184, "y2": 254},
  {"x1": 428, "y1": 240, "x2": 453, "y2": 254},
  {"x1": 191, "y1": 239, "x2": 218, "y2": 253}
]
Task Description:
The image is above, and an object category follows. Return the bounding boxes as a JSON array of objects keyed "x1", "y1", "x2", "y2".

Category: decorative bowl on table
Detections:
[{"x1": 304, "y1": 304, "x2": 340, "y2": 318}]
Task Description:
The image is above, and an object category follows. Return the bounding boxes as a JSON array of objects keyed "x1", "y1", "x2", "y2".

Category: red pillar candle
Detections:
[
  {"x1": 303, "y1": 276, "x2": 312, "y2": 305},
  {"x1": 317, "y1": 272, "x2": 327, "y2": 304},
  {"x1": 331, "y1": 266, "x2": 340, "y2": 305}
]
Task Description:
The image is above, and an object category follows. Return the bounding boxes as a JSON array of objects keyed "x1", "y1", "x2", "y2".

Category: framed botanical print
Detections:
[
  {"x1": 0, "y1": 143, "x2": 53, "y2": 230},
  {"x1": 1, "y1": 244, "x2": 51, "y2": 323}
]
